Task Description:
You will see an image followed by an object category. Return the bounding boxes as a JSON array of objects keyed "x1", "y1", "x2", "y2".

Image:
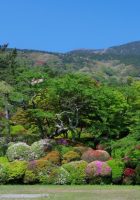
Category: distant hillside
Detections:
[
  {"x1": 5, "y1": 41, "x2": 140, "y2": 83},
  {"x1": 105, "y1": 41, "x2": 140, "y2": 55}
]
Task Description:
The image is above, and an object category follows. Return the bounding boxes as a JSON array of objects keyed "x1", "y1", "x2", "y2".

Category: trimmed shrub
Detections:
[
  {"x1": 37, "y1": 162, "x2": 56, "y2": 184},
  {"x1": 82, "y1": 149, "x2": 110, "y2": 163},
  {"x1": 24, "y1": 170, "x2": 37, "y2": 184},
  {"x1": 107, "y1": 159, "x2": 125, "y2": 184},
  {"x1": 62, "y1": 151, "x2": 81, "y2": 164},
  {"x1": 31, "y1": 139, "x2": 54, "y2": 159},
  {"x1": 85, "y1": 161, "x2": 111, "y2": 184},
  {"x1": 62, "y1": 160, "x2": 88, "y2": 184},
  {"x1": 8, "y1": 161, "x2": 27, "y2": 183},
  {"x1": 40, "y1": 151, "x2": 61, "y2": 165},
  {"x1": 52, "y1": 167, "x2": 70, "y2": 185},
  {"x1": 6, "y1": 142, "x2": 34, "y2": 161},
  {"x1": 73, "y1": 146, "x2": 92, "y2": 156}
]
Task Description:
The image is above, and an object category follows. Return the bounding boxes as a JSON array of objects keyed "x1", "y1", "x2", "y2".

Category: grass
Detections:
[{"x1": 0, "y1": 185, "x2": 140, "y2": 200}]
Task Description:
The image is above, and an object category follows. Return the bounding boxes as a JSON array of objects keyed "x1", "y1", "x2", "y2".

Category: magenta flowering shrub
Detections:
[
  {"x1": 82, "y1": 149, "x2": 110, "y2": 163},
  {"x1": 86, "y1": 161, "x2": 111, "y2": 178}
]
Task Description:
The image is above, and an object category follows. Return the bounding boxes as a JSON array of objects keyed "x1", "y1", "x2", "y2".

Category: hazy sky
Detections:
[{"x1": 1, "y1": 0, "x2": 140, "y2": 52}]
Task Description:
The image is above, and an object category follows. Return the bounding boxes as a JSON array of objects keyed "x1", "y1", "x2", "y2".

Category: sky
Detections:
[{"x1": 0, "y1": 0, "x2": 140, "y2": 52}]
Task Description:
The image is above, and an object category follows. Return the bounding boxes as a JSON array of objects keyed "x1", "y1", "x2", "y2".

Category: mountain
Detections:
[
  {"x1": 3, "y1": 41, "x2": 140, "y2": 84},
  {"x1": 105, "y1": 41, "x2": 140, "y2": 55}
]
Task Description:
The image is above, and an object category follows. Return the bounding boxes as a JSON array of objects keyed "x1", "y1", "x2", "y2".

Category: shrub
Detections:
[
  {"x1": 8, "y1": 161, "x2": 27, "y2": 183},
  {"x1": 62, "y1": 151, "x2": 81, "y2": 164},
  {"x1": 124, "y1": 148, "x2": 140, "y2": 168},
  {"x1": 24, "y1": 170, "x2": 37, "y2": 184},
  {"x1": 82, "y1": 149, "x2": 110, "y2": 163},
  {"x1": 85, "y1": 161, "x2": 111, "y2": 184},
  {"x1": 31, "y1": 139, "x2": 54, "y2": 159},
  {"x1": 6, "y1": 142, "x2": 34, "y2": 161},
  {"x1": 62, "y1": 160, "x2": 88, "y2": 184},
  {"x1": 0, "y1": 163, "x2": 9, "y2": 184},
  {"x1": 55, "y1": 145, "x2": 74, "y2": 156},
  {"x1": 73, "y1": 146, "x2": 92, "y2": 156},
  {"x1": 52, "y1": 167, "x2": 70, "y2": 185},
  {"x1": 40, "y1": 151, "x2": 61, "y2": 165},
  {"x1": 123, "y1": 168, "x2": 136, "y2": 185},
  {"x1": 107, "y1": 159, "x2": 125, "y2": 184},
  {"x1": 37, "y1": 162, "x2": 56, "y2": 184}
]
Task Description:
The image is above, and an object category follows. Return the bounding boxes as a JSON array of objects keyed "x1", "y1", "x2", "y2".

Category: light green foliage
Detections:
[
  {"x1": 7, "y1": 161, "x2": 27, "y2": 183},
  {"x1": 6, "y1": 142, "x2": 34, "y2": 161},
  {"x1": 24, "y1": 170, "x2": 37, "y2": 184},
  {"x1": 62, "y1": 160, "x2": 88, "y2": 184},
  {"x1": 107, "y1": 159, "x2": 125, "y2": 183}
]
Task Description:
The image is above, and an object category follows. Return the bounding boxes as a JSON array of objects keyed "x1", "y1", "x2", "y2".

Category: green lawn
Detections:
[{"x1": 0, "y1": 185, "x2": 140, "y2": 200}]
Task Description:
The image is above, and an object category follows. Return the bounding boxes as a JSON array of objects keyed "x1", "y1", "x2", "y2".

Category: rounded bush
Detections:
[
  {"x1": 6, "y1": 142, "x2": 34, "y2": 161},
  {"x1": 86, "y1": 161, "x2": 111, "y2": 180},
  {"x1": 62, "y1": 151, "x2": 81, "y2": 164},
  {"x1": 82, "y1": 149, "x2": 110, "y2": 163},
  {"x1": 24, "y1": 170, "x2": 37, "y2": 184},
  {"x1": 73, "y1": 146, "x2": 92, "y2": 156},
  {"x1": 7, "y1": 161, "x2": 27, "y2": 183},
  {"x1": 52, "y1": 167, "x2": 70, "y2": 185},
  {"x1": 40, "y1": 151, "x2": 61, "y2": 165},
  {"x1": 31, "y1": 139, "x2": 54, "y2": 159},
  {"x1": 107, "y1": 159, "x2": 125, "y2": 184},
  {"x1": 62, "y1": 160, "x2": 88, "y2": 184}
]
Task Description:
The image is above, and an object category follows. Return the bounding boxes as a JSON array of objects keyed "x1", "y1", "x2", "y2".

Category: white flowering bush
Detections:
[
  {"x1": 6, "y1": 142, "x2": 34, "y2": 161},
  {"x1": 31, "y1": 139, "x2": 53, "y2": 159},
  {"x1": 53, "y1": 167, "x2": 70, "y2": 185}
]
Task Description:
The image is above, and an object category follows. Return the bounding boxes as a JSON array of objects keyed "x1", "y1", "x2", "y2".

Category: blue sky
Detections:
[{"x1": 0, "y1": 0, "x2": 140, "y2": 52}]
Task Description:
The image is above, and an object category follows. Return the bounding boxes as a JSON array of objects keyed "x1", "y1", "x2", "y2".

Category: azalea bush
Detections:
[
  {"x1": 86, "y1": 161, "x2": 111, "y2": 184},
  {"x1": 6, "y1": 142, "x2": 34, "y2": 161},
  {"x1": 82, "y1": 149, "x2": 110, "y2": 163}
]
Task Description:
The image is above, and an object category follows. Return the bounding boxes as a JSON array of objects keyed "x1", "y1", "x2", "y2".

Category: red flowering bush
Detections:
[
  {"x1": 124, "y1": 168, "x2": 135, "y2": 177},
  {"x1": 82, "y1": 149, "x2": 110, "y2": 163}
]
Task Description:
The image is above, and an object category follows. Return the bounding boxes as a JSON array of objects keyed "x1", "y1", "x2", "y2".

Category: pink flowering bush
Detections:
[
  {"x1": 86, "y1": 161, "x2": 111, "y2": 184},
  {"x1": 82, "y1": 149, "x2": 110, "y2": 163}
]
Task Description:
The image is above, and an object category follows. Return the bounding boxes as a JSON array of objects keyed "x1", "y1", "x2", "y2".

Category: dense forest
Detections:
[{"x1": 0, "y1": 44, "x2": 140, "y2": 185}]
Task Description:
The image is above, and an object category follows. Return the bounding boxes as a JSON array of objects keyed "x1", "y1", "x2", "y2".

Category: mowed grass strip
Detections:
[{"x1": 0, "y1": 185, "x2": 139, "y2": 200}]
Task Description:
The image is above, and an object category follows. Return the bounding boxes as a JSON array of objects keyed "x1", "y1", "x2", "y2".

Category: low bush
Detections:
[
  {"x1": 62, "y1": 160, "x2": 88, "y2": 184},
  {"x1": 40, "y1": 151, "x2": 61, "y2": 165},
  {"x1": 8, "y1": 161, "x2": 27, "y2": 183},
  {"x1": 82, "y1": 149, "x2": 110, "y2": 163},
  {"x1": 24, "y1": 170, "x2": 37, "y2": 184},
  {"x1": 62, "y1": 151, "x2": 81, "y2": 164},
  {"x1": 85, "y1": 161, "x2": 111, "y2": 184}
]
